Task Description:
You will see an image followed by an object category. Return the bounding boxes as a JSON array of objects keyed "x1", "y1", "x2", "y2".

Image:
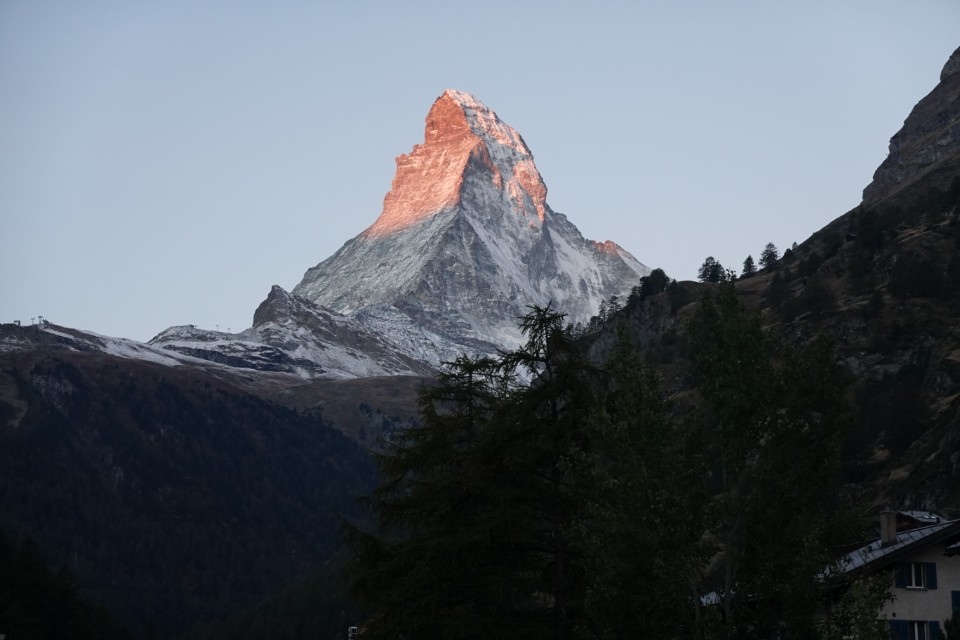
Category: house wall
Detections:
[{"x1": 879, "y1": 543, "x2": 960, "y2": 627}]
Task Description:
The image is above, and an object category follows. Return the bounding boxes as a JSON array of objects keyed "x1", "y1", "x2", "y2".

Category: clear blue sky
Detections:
[{"x1": 2, "y1": 1, "x2": 957, "y2": 341}]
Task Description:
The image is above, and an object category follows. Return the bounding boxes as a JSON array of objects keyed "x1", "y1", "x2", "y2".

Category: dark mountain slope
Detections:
[
  {"x1": 0, "y1": 348, "x2": 377, "y2": 637},
  {"x1": 586, "y1": 46, "x2": 960, "y2": 514}
]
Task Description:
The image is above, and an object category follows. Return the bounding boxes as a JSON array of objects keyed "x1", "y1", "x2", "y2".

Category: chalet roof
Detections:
[
  {"x1": 835, "y1": 519, "x2": 960, "y2": 578},
  {"x1": 897, "y1": 510, "x2": 944, "y2": 524}
]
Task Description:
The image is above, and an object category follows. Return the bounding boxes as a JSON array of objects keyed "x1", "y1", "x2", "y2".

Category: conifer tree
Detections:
[
  {"x1": 759, "y1": 242, "x2": 779, "y2": 269},
  {"x1": 342, "y1": 354, "x2": 510, "y2": 639},
  {"x1": 345, "y1": 307, "x2": 597, "y2": 640},
  {"x1": 698, "y1": 256, "x2": 726, "y2": 283},
  {"x1": 742, "y1": 254, "x2": 756, "y2": 276},
  {"x1": 490, "y1": 305, "x2": 597, "y2": 640}
]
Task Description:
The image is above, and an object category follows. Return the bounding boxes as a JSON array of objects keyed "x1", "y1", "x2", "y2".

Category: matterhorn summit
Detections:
[
  {"x1": 293, "y1": 89, "x2": 648, "y2": 355},
  {"x1": 151, "y1": 90, "x2": 648, "y2": 378}
]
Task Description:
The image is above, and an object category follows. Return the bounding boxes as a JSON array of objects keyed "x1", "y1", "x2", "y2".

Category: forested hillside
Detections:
[{"x1": 0, "y1": 351, "x2": 377, "y2": 637}]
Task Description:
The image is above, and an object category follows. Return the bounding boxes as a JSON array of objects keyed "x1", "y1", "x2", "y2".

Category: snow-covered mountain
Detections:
[
  {"x1": 151, "y1": 90, "x2": 649, "y2": 378},
  {"x1": 292, "y1": 90, "x2": 647, "y2": 350}
]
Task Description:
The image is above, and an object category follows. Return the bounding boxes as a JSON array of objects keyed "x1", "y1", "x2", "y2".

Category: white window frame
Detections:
[{"x1": 906, "y1": 562, "x2": 927, "y2": 589}]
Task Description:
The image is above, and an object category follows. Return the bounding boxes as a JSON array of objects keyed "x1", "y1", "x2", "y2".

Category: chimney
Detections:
[{"x1": 880, "y1": 509, "x2": 898, "y2": 546}]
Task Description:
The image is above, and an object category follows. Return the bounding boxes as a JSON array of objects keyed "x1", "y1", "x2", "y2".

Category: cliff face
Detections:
[{"x1": 863, "y1": 46, "x2": 960, "y2": 205}]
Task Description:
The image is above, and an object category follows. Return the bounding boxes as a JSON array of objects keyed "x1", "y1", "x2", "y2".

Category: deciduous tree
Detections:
[{"x1": 688, "y1": 283, "x2": 852, "y2": 638}]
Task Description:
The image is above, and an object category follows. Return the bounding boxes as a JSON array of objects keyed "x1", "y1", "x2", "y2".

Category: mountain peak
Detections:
[
  {"x1": 292, "y1": 89, "x2": 648, "y2": 364},
  {"x1": 363, "y1": 89, "x2": 547, "y2": 237}
]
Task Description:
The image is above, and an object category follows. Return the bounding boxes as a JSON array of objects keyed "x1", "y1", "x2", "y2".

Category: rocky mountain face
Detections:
[
  {"x1": 290, "y1": 90, "x2": 648, "y2": 358},
  {"x1": 863, "y1": 45, "x2": 960, "y2": 204},
  {"x1": 149, "y1": 90, "x2": 648, "y2": 378},
  {"x1": 585, "y1": 46, "x2": 960, "y2": 515}
]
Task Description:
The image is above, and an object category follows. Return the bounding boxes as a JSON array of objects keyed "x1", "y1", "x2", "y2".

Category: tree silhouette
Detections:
[{"x1": 759, "y1": 242, "x2": 779, "y2": 269}]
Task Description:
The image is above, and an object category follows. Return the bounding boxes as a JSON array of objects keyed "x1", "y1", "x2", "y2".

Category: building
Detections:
[{"x1": 835, "y1": 510, "x2": 960, "y2": 639}]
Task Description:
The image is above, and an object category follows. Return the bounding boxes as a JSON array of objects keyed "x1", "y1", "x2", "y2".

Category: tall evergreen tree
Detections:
[
  {"x1": 342, "y1": 354, "x2": 510, "y2": 639},
  {"x1": 486, "y1": 306, "x2": 597, "y2": 640},
  {"x1": 759, "y1": 242, "x2": 779, "y2": 269},
  {"x1": 345, "y1": 307, "x2": 597, "y2": 640},
  {"x1": 741, "y1": 254, "x2": 756, "y2": 276}
]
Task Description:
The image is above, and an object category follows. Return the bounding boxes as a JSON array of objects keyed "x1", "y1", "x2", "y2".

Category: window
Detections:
[
  {"x1": 907, "y1": 563, "x2": 926, "y2": 589},
  {"x1": 909, "y1": 620, "x2": 927, "y2": 640},
  {"x1": 889, "y1": 620, "x2": 941, "y2": 640},
  {"x1": 895, "y1": 562, "x2": 938, "y2": 590}
]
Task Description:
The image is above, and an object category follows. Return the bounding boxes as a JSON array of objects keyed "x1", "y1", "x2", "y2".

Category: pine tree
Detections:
[
  {"x1": 742, "y1": 254, "x2": 756, "y2": 276},
  {"x1": 759, "y1": 242, "x2": 779, "y2": 269},
  {"x1": 698, "y1": 256, "x2": 726, "y2": 283}
]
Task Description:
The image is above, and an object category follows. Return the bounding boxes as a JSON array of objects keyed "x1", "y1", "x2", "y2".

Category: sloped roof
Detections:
[
  {"x1": 897, "y1": 510, "x2": 944, "y2": 524},
  {"x1": 834, "y1": 520, "x2": 960, "y2": 578}
]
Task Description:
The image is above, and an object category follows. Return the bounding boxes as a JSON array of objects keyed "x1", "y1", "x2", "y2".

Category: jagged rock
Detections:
[{"x1": 863, "y1": 46, "x2": 960, "y2": 205}]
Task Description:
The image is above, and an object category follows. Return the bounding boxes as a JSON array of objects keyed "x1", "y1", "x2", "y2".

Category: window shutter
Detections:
[
  {"x1": 925, "y1": 563, "x2": 937, "y2": 589},
  {"x1": 895, "y1": 563, "x2": 907, "y2": 588},
  {"x1": 889, "y1": 619, "x2": 908, "y2": 640},
  {"x1": 928, "y1": 620, "x2": 941, "y2": 640}
]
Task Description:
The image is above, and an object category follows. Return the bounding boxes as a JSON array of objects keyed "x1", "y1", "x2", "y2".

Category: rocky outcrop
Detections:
[{"x1": 863, "y1": 46, "x2": 960, "y2": 204}]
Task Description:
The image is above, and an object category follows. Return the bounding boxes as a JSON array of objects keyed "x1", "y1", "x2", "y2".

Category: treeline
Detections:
[
  {"x1": 577, "y1": 267, "x2": 682, "y2": 333},
  {"x1": 344, "y1": 286, "x2": 873, "y2": 640}
]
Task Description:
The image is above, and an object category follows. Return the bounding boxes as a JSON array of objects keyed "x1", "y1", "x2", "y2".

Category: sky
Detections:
[{"x1": 1, "y1": 2, "x2": 958, "y2": 342}]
